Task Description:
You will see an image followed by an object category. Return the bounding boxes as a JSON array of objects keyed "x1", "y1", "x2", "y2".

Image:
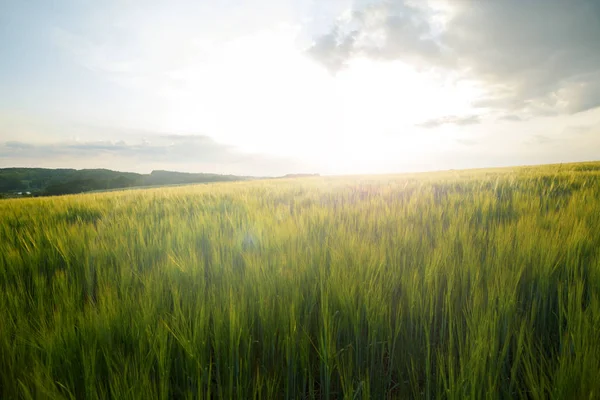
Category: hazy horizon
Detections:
[
  {"x1": 4, "y1": 159, "x2": 600, "y2": 179},
  {"x1": 2, "y1": 0, "x2": 600, "y2": 176}
]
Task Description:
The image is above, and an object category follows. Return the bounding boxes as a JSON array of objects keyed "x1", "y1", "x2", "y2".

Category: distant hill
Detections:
[
  {"x1": 0, "y1": 168, "x2": 254, "y2": 197},
  {"x1": 281, "y1": 173, "x2": 320, "y2": 179}
]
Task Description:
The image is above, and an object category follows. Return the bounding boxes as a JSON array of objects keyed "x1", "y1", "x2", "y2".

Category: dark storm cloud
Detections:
[
  {"x1": 416, "y1": 114, "x2": 481, "y2": 128},
  {"x1": 308, "y1": 0, "x2": 600, "y2": 115}
]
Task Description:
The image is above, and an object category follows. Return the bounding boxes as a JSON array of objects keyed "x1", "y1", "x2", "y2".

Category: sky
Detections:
[{"x1": 1, "y1": 0, "x2": 599, "y2": 176}]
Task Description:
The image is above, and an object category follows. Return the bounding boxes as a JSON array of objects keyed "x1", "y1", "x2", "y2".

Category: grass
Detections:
[{"x1": 1, "y1": 162, "x2": 600, "y2": 399}]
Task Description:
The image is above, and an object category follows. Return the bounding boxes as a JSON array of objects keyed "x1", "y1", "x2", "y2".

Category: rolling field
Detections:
[{"x1": 1, "y1": 163, "x2": 600, "y2": 399}]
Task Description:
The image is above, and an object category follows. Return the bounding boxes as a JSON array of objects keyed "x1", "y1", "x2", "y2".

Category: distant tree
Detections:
[
  {"x1": 0, "y1": 177, "x2": 22, "y2": 192},
  {"x1": 1, "y1": 167, "x2": 251, "y2": 197}
]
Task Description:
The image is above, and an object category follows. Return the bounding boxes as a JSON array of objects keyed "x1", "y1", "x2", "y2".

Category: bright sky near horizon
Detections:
[{"x1": 1, "y1": 0, "x2": 599, "y2": 176}]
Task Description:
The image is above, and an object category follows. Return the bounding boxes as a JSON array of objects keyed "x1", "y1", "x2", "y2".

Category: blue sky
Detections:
[{"x1": 1, "y1": 0, "x2": 600, "y2": 175}]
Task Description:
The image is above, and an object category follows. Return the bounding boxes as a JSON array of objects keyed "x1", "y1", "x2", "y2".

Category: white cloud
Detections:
[
  {"x1": 0, "y1": 132, "x2": 308, "y2": 176},
  {"x1": 308, "y1": 0, "x2": 600, "y2": 117},
  {"x1": 416, "y1": 114, "x2": 480, "y2": 129},
  {"x1": 3, "y1": 0, "x2": 600, "y2": 174}
]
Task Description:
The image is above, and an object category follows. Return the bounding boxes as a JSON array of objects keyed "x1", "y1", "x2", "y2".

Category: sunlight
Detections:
[
  {"x1": 308, "y1": 58, "x2": 483, "y2": 172},
  {"x1": 3, "y1": 1, "x2": 600, "y2": 395},
  {"x1": 158, "y1": 41, "x2": 483, "y2": 174}
]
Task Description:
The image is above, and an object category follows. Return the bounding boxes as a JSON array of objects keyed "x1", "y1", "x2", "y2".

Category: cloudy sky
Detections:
[{"x1": 1, "y1": 0, "x2": 599, "y2": 175}]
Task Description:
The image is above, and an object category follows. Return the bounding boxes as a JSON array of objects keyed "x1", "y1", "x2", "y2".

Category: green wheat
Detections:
[{"x1": 1, "y1": 163, "x2": 600, "y2": 399}]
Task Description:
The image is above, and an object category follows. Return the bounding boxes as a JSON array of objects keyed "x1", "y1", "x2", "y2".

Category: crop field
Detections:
[{"x1": 1, "y1": 163, "x2": 600, "y2": 399}]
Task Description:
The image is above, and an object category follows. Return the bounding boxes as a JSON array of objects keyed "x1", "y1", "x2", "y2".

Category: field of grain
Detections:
[{"x1": 1, "y1": 163, "x2": 600, "y2": 399}]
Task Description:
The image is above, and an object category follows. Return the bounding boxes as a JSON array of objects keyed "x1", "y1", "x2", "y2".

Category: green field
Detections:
[{"x1": 1, "y1": 163, "x2": 600, "y2": 399}]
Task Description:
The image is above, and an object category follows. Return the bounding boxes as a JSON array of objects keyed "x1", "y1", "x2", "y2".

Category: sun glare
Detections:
[
  {"x1": 305, "y1": 58, "x2": 483, "y2": 173},
  {"x1": 139, "y1": 26, "x2": 484, "y2": 175}
]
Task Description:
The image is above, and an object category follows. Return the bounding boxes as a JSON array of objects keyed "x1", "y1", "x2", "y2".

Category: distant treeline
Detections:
[{"x1": 0, "y1": 168, "x2": 253, "y2": 197}]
